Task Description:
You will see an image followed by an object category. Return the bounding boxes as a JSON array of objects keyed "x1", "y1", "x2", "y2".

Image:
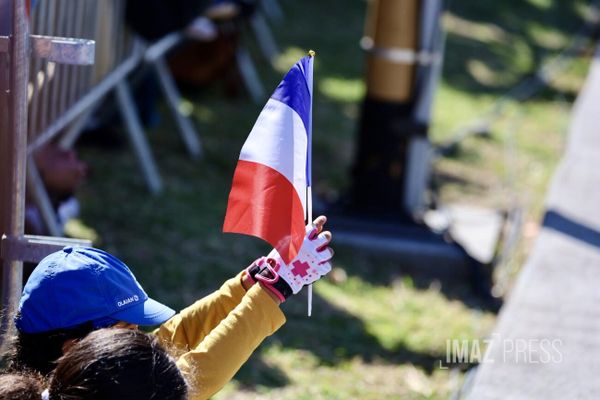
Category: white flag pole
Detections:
[
  {"x1": 306, "y1": 50, "x2": 315, "y2": 317},
  {"x1": 307, "y1": 186, "x2": 313, "y2": 317}
]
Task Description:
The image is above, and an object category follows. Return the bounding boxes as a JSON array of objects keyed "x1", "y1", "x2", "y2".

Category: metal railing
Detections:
[
  {"x1": 23, "y1": 0, "x2": 218, "y2": 237},
  {"x1": 27, "y1": 0, "x2": 160, "y2": 237},
  {"x1": 0, "y1": 0, "x2": 93, "y2": 353}
]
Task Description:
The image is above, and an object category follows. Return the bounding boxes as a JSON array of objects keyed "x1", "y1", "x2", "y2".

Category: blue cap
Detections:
[{"x1": 16, "y1": 247, "x2": 176, "y2": 334}]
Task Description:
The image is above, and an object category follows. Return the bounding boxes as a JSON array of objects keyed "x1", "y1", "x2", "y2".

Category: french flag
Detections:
[{"x1": 223, "y1": 54, "x2": 314, "y2": 264}]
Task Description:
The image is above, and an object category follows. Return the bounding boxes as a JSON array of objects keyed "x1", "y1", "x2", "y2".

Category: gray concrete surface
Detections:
[{"x1": 466, "y1": 46, "x2": 600, "y2": 399}]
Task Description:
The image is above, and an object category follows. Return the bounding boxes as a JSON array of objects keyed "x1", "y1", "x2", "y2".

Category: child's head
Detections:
[
  {"x1": 0, "y1": 372, "x2": 44, "y2": 400},
  {"x1": 16, "y1": 246, "x2": 175, "y2": 333},
  {"x1": 1, "y1": 329, "x2": 188, "y2": 400},
  {"x1": 12, "y1": 246, "x2": 176, "y2": 374},
  {"x1": 50, "y1": 328, "x2": 188, "y2": 399}
]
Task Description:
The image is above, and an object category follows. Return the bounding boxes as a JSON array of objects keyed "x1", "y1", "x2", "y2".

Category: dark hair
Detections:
[
  {"x1": 0, "y1": 372, "x2": 44, "y2": 400},
  {"x1": 49, "y1": 328, "x2": 188, "y2": 400},
  {"x1": 1, "y1": 329, "x2": 187, "y2": 399},
  {"x1": 9, "y1": 318, "x2": 95, "y2": 376}
]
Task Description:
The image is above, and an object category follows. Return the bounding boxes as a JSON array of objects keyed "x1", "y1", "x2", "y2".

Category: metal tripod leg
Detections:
[
  {"x1": 153, "y1": 56, "x2": 202, "y2": 159},
  {"x1": 114, "y1": 81, "x2": 162, "y2": 194},
  {"x1": 236, "y1": 46, "x2": 265, "y2": 103},
  {"x1": 27, "y1": 157, "x2": 63, "y2": 237},
  {"x1": 57, "y1": 103, "x2": 98, "y2": 149},
  {"x1": 249, "y1": 12, "x2": 280, "y2": 63},
  {"x1": 260, "y1": 0, "x2": 284, "y2": 25}
]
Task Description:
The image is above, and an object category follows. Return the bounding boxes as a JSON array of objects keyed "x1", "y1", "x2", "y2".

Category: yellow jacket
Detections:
[{"x1": 154, "y1": 273, "x2": 286, "y2": 399}]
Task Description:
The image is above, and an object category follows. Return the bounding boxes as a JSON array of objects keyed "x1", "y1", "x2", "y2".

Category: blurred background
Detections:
[{"x1": 2, "y1": 0, "x2": 599, "y2": 398}]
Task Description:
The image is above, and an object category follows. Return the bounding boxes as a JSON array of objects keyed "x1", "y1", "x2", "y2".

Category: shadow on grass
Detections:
[
  {"x1": 431, "y1": 170, "x2": 489, "y2": 193},
  {"x1": 231, "y1": 290, "x2": 446, "y2": 390},
  {"x1": 444, "y1": 0, "x2": 591, "y2": 98},
  {"x1": 333, "y1": 245, "x2": 501, "y2": 314},
  {"x1": 233, "y1": 355, "x2": 291, "y2": 389}
]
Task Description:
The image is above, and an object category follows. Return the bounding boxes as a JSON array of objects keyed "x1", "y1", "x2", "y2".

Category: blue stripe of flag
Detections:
[
  {"x1": 270, "y1": 57, "x2": 312, "y2": 136},
  {"x1": 296, "y1": 56, "x2": 313, "y2": 188}
]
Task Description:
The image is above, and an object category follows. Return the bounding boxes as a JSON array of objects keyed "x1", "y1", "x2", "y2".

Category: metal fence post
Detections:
[
  {"x1": 0, "y1": 0, "x2": 95, "y2": 352},
  {"x1": 0, "y1": 0, "x2": 29, "y2": 351}
]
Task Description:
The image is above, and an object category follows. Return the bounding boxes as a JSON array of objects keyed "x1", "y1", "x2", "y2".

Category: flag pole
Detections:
[
  {"x1": 307, "y1": 187, "x2": 313, "y2": 316},
  {"x1": 307, "y1": 50, "x2": 315, "y2": 317}
]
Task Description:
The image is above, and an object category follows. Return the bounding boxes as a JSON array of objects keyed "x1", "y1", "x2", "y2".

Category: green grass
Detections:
[{"x1": 71, "y1": 0, "x2": 594, "y2": 398}]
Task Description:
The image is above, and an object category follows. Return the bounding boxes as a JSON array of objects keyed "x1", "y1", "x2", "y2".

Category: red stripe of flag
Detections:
[{"x1": 223, "y1": 160, "x2": 305, "y2": 264}]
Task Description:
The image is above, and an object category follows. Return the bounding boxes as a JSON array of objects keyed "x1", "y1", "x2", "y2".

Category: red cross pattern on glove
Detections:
[
  {"x1": 291, "y1": 260, "x2": 310, "y2": 277},
  {"x1": 266, "y1": 222, "x2": 333, "y2": 295}
]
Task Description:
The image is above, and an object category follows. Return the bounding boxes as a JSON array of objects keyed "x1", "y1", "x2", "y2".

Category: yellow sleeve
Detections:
[
  {"x1": 176, "y1": 284, "x2": 286, "y2": 400},
  {"x1": 154, "y1": 272, "x2": 247, "y2": 350}
]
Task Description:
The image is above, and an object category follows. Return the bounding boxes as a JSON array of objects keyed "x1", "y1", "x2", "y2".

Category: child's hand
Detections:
[{"x1": 248, "y1": 216, "x2": 333, "y2": 302}]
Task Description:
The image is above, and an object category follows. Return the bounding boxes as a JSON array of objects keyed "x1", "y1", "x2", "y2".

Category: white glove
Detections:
[{"x1": 250, "y1": 223, "x2": 333, "y2": 301}]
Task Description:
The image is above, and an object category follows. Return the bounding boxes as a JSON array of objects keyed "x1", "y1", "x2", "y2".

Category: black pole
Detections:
[
  {"x1": 346, "y1": 0, "x2": 422, "y2": 221},
  {"x1": 348, "y1": 98, "x2": 426, "y2": 220}
]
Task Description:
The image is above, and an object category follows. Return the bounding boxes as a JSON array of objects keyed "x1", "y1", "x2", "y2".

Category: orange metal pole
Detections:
[{"x1": 365, "y1": 0, "x2": 420, "y2": 102}]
